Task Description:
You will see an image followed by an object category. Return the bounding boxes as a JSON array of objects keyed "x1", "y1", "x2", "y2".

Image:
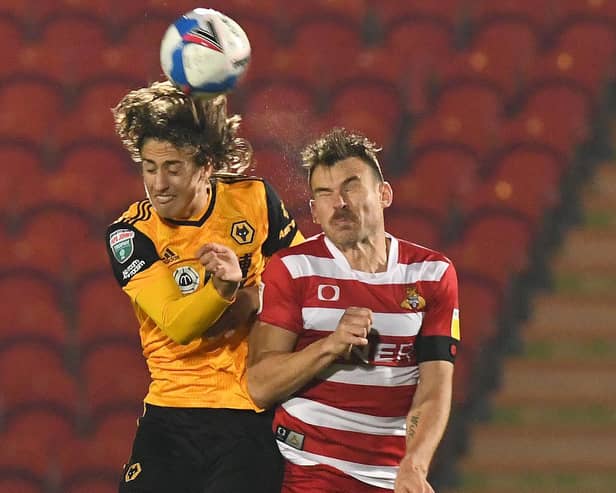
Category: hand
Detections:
[
  {"x1": 196, "y1": 243, "x2": 241, "y2": 300},
  {"x1": 323, "y1": 307, "x2": 371, "y2": 360},
  {"x1": 394, "y1": 457, "x2": 433, "y2": 493}
]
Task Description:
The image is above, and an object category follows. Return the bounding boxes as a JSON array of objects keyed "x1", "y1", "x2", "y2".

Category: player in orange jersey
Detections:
[{"x1": 106, "y1": 81, "x2": 303, "y2": 493}]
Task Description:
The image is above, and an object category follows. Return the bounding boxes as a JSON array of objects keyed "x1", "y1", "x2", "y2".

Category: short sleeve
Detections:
[
  {"x1": 415, "y1": 260, "x2": 460, "y2": 363},
  {"x1": 258, "y1": 254, "x2": 303, "y2": 333},
  {"x1": 105, "y1": 222, "x2": 160, "y2": 287},
  {"x1": 261, "y1": 180, "x2": 300, "y2": 257}
]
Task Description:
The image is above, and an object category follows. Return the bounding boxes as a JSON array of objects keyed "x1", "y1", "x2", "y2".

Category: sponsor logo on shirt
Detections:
[
  {"x1": 122, "y1": 259, "x2": 146, "y2": 280},
  {"x1": 173, "y1": 266, "x2": 200, "y2": 294},
  {"x1": 161, "y1": 247, "x2": 179, "y2": 264},
  {"x1": 109, "y1": 229, "x2": 135, "y2": 264},
  {"x1": 317, "y1": 284, "x2": 340, "y2": 301},
  {"x1": 276, "y1": 425, "x2": 305, "y2": 450}
]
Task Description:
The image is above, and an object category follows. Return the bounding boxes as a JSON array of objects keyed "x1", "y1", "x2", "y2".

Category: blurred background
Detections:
[{"x1": 1, "y1": 0, "x2": 616, "y2": 492}]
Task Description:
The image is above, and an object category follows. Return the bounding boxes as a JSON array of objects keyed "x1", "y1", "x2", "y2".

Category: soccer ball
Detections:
[{"x1": 160, "y1": 8, "x2": 251, "y2": 97}]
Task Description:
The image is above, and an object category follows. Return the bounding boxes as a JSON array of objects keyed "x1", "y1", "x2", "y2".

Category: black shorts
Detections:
[{"x1": 118, "y1": 404, "x2": 283, "y2": 493}]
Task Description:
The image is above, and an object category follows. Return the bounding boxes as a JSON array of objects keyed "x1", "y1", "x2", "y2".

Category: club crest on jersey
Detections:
[
  {"x1": 231, "y1": 220, "x2": 255, "y2": 245},
  {"x1": 401, "y1": 286, "x2": 426, "y2": 311},
  {"x1": 124, "y1": 462, "x2": 142, "y2": 482},
  {"x1": 109, "y1": 229, "x2": 135, "y2": 264},
  {"x1": 173, "y1": 266, "x2": 200, "y2": 294}
]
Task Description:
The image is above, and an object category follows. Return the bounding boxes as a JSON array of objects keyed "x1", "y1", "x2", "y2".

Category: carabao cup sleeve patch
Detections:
[{"x1": 106, "y1": 223, "x2": 160, "y2": 287}]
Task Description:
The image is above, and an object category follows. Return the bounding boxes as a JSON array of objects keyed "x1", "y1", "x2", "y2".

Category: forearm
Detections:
[
  {"x1": 402, "y1": 378, "x2": 452, "y2": 474},
  {"x1": 247, "y1": 338, "x2": 338, "y2": 409},
  {"x1": 134, "y1": 278, "x2": 233, "y2": 344}
]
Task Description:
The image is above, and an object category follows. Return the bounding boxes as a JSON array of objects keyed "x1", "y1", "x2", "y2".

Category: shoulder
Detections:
[
  {"x1": 275, "y1": 233, "x2": 328, "y2": 260},
  {"x1": 396, "y1": 237, "x2": 454, "y2": 266},
  {"x1": 112, "y1": 199, "x2": 155, "y2": 228},
  {"x1": 214, "y1": 173, "x2": 266, "y2": 190}
]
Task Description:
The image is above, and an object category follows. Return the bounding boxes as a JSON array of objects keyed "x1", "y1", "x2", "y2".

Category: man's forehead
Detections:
[{"x1": 312, "y1": 157, "x2": 372, "y2": 182}]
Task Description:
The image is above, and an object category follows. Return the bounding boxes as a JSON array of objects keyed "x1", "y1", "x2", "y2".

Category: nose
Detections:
[
  {"x1": 152, "y1": 170, "x2": 169, "y2": 192},
  {"x1": 332, "y1": 190, "x2": 347, "y2": 209}
]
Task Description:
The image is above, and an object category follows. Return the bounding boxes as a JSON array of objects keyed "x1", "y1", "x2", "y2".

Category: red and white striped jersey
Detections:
[{"x1": 259, "y1": 233, "x2": 460, "y2": 491}]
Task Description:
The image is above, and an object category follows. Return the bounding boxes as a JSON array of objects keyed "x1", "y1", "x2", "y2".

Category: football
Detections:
[{"x1": 160, "y1": 8, "x2": 251, "y2": 97}]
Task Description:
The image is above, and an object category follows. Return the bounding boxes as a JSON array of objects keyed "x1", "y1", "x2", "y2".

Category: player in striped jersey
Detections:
[
  {"x1": 248, "y1": 128, "x2": 460, "y2": 492},
  {"x1": 106, "y1": 81, "x2": 302, "y2": 493}
]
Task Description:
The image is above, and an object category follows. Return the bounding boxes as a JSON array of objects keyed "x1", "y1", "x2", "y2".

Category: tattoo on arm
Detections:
[{"x1": 408, "y1": 413, "x2": 421, "y2": 440}]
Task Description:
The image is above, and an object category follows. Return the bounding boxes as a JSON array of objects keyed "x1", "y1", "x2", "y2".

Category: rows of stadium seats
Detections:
[{"x1": 2, "y1": 1, "x2": 613, "y2": 491}]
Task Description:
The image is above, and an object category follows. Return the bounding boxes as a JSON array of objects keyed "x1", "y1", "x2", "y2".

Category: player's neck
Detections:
[
  {"x1": 339, "y1": 235, "x2": 389, "y2": 273},
  {"x1": 179, "y1": 182, "x2": 212, "y2": 220}
]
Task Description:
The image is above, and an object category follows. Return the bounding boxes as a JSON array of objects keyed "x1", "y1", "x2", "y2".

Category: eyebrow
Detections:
[
  {"x1": 142, "y1": 158, "x2": 184, "y2": 165},
  {"x1": 313, "y1": 175, "x2": 360, "y2": 194}
]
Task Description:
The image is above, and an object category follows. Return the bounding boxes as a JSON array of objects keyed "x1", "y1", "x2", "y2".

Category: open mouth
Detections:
[{"x1": 156, "y1": 195, "x2": 174, "y2": 204}]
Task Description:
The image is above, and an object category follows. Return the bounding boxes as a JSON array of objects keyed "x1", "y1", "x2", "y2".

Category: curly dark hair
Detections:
[
  {"x1": 301, "y1": 127, "x2": 384, "y2": 184},
  {"x1": 112, "y1": 81, "x2": 252, "y2": 174}
]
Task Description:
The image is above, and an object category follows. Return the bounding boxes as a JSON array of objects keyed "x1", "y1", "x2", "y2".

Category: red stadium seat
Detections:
[
  {"x1": 3, "y1": 407, "x2": 75, "y2": 455},
  {"x1": 0, "y1": 16, "x2": 23, "y2": 78},
  {"x1": 457, "y1": 275, "x2": 502, "y2": 345},
  {"x1": 76, "y1": 273, "x2": 138, "y2": 350},
  {"x1": 36, "y1": 13, "x2": 108, "y2": 84},
  {"x1": 551, "y1": 0, "x2": 616, "y2": 25},
  {"x1": 52, "y1": 142, "x2": 142, "y2": 219},
  {"x1": 385, "y1": 210, "x2": 442, "y2": 250},
  {"x1": 0, "y1": 76, "x2": 64, "y2": 144},
  {"x1": 322, "y1": 78, "x2": 402, "y2": 151},
  {"x1": 0, "y1": 341, "x2": 78, "y2": 414},
  {"x1": 82, "y1": 341, "x2": 149, "y2": 418},
  {"x1": 0, "y1": 142, "x2": 49, "y2": 216},
  {"x1": 393, "y1": 144, "x2": 480, "y2": 224},
  {"x1": 444, "y1": 18, "x2": 538, "y2": 99},
  {"x1": 107, "y1": 15, "x2": 168, "y2": 82},
  {"x1": 284, "y1": 0, "x2": 367, "y2": 25},
  {"x1": 52, "y1": 77, "x2": 138, "y2": 147},
  {"x1": 501, "y1": 81, "x2": 592, "y2": 156},
  {"x1": 242, "y1": 80, "x2": 318, "y2": 150},
  {"x1": 57, "y1": 436, "x2": 128, "y2": 492},
  {"x1": 0, "y1": 476, "x2": 43, "y2": 493},
  {"x1": 285, "y1": 16, "x2": 362, "y2": 90},
  {"x1": 384, "y1": 17, "x2": 453, "y2": 114},
  {"x1": 65, "y1": 478, "x2": 119, "y2": 493},
  {"x1": 463, "y1": 144, "x2": 565, "y2": 226},
  {"x1": 0, "y1": 274, "x2": 67, "y2": 349},
  {"x1": 531, "y1": 19, "x2": 616, "y2": 98},
  {"x1": 409, "y1": 80, "x2": 504, "y2": 158},
  {"x1": 92, "y1": 408, "x2": 140, "y2": 442},
  {"x1": 472, "y1": 0, "x2": 550, "y2": 30},
  {"x1": 375, "y1": 0, "x2": 467, "y2": 29},
  {"x1": 250, "y1": 142, "x2": 310, "y2": 216},
  {"x1": 448, "y1": 210, "x2": 534, "y2": 287},
  {"x1": 11, "y1": 206, "x2": 95, "y2": 280}
]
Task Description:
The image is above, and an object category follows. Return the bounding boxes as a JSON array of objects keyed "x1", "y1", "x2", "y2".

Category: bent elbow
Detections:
[
  {"x1": 163, "y1": 325, "x2": 196, "y2": 345},
  {"x1": 247, "y1": 373, "x2": 272, "y2": 410}
]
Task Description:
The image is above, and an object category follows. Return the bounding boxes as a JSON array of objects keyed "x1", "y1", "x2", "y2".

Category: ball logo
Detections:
[
  {"x1": 317, "y1": 284, "x2": 340, "y2": 302},
  {"x1": 173, "y1": 266, "x2": 200, "y2": 294}
]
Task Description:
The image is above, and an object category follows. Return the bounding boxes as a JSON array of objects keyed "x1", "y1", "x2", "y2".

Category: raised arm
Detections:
[{"x1": 247, "y1": 307, "x2": 372, "y2": 409}]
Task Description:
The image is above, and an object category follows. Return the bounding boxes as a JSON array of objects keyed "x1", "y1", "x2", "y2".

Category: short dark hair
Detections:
[
  {"x1": 301, "y1": 128, "x2": 384, "y2": 184},
  {"x1": 112, "y1": 81, "x2": 252, "y2": 173}
]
